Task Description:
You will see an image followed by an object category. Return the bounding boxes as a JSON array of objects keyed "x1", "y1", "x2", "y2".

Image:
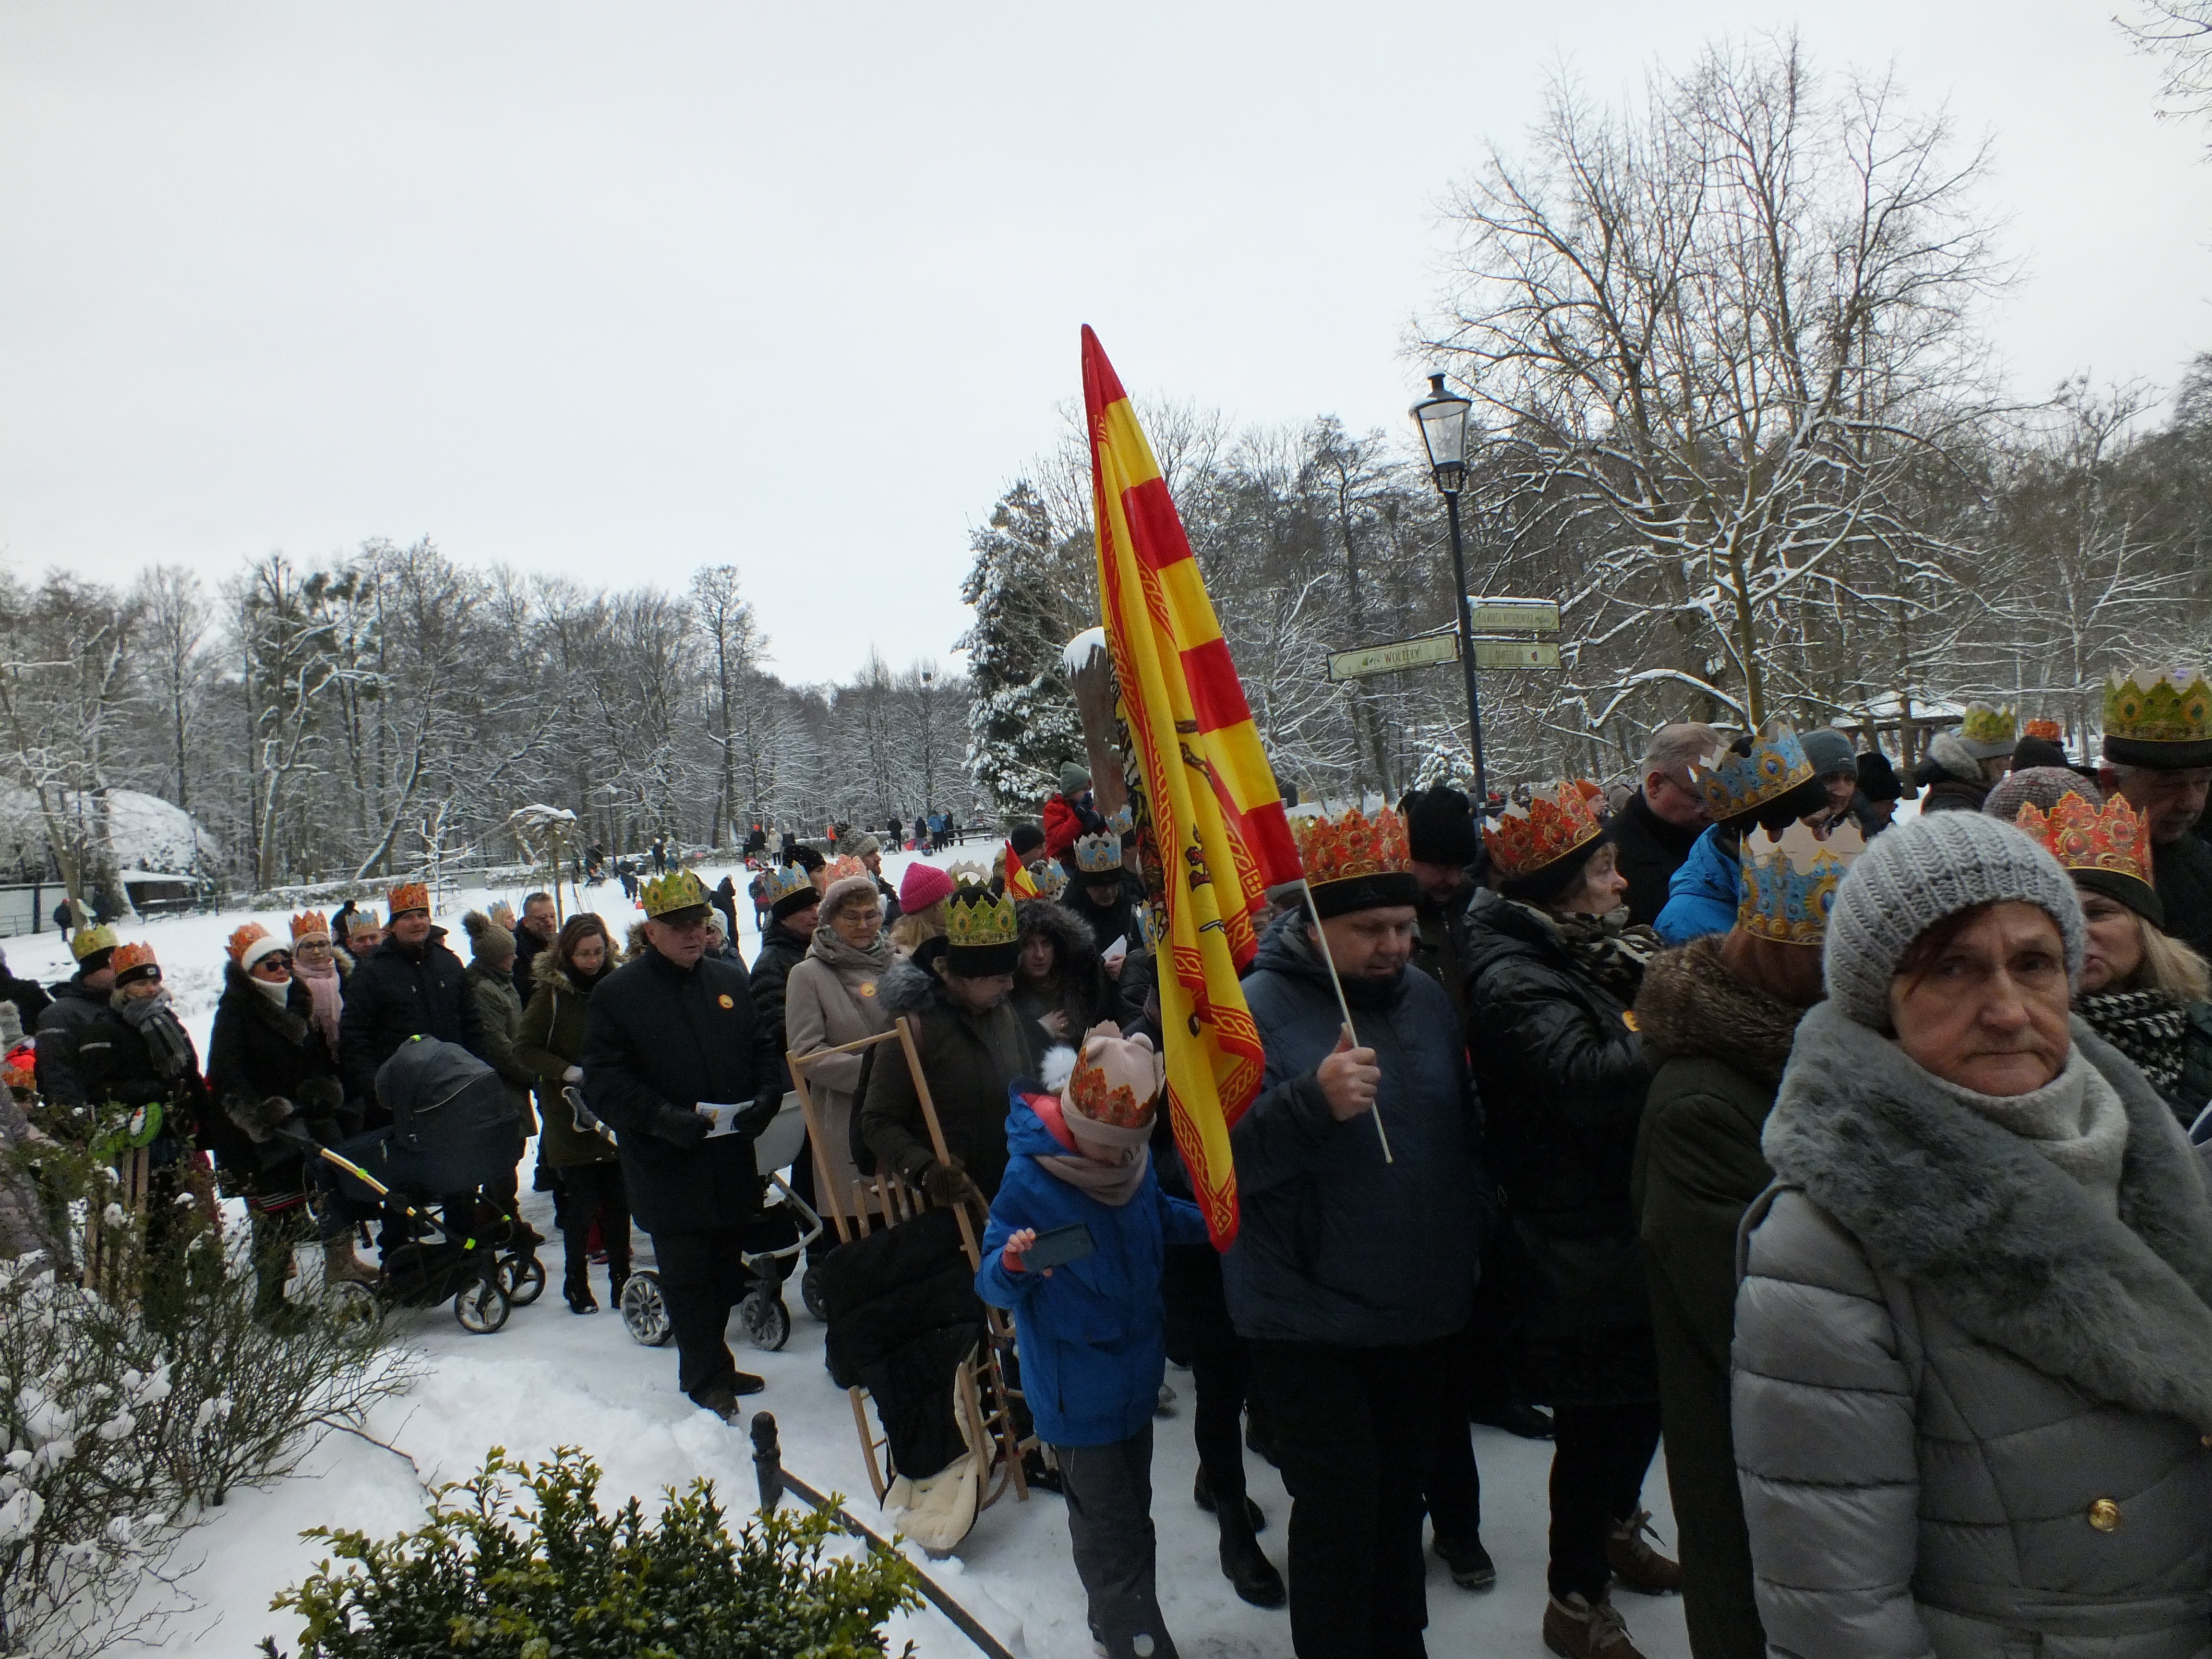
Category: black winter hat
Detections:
[
  {"x1": 1404, "y1": 787, "x2": 1478, "y2": 868},
  {"x1": 2011, "y1": 733, "x2": 2071, "y2": 773},
  {"x1": 1010, "y1": 822, "x2": 1045, "y2": 859},
  {"x1": 1856, "y1": 749, "x2": 1903, "y2": 803}
]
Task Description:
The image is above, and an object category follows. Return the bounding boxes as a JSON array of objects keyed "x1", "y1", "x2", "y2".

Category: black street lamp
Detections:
[{"x1": 1410, "y1": 372, "x2": 1489, "y2": 811}]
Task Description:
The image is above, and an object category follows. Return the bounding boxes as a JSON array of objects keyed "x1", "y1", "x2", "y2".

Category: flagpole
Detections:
[{"x1": 1297, "y1": 881, "x2": 1394, "y2": 1164}]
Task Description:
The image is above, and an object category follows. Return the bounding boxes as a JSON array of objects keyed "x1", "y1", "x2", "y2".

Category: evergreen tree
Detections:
[{"x1": 959, "y1": 481, "x2": 1084, "y2": 816}]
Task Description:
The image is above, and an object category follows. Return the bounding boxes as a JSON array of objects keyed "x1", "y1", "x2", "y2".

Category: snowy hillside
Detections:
[
  {"x1": 9, "y1": 845, "x2": 1695, "y2": 1659},
  {"x1": 0, "y1": 784, "x2": 218, "y2": 880}
]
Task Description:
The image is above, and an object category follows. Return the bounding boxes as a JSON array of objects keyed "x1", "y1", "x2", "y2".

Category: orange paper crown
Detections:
[
  {"x1": 2014, "y1": 793, "x2": 2153, "y2": 892},
  {"x1": 1292, "y1": 806, "x2": 1411, "y2": 889},
  {"x1": 388, "y1": 881, "x2": 430, "y2": 915},
  {"x1": 2024, "y1": 718, "x2": 2062, "y2": 742},
  {"x1": 228, "y1": 923, "x2": 271, "y2": 964},
  {"x1": 289, "y1": 910, "x2": 331, "y2": 943},
  {"x1": 111, "y1": 941, "x2": 159, "y2": 978},
  {"x1": 1487, "y1": 781, "x2": 1605, "y2": 879}
]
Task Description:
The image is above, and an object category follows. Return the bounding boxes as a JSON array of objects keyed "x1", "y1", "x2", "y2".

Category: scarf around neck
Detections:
[
  {"x1": 811, "y1": 925, "x2": 894, "y2": 976},
  {"x1": 115, "y1": 987, "x2": 194, "y2": 1081},
  {"x1": 1931, "y1": 1045, "x2": 2130, "y2": 1215},
  {"x1": 2078, "y1": 988, "x2": 2189, "y2": 1099},
  {"x1": 1028, "y1": 1091, "x2": 1150, "y2": 1206},
  {"x1": 1521, "y1": 902, "x2": 1662, "y2": 1000}
]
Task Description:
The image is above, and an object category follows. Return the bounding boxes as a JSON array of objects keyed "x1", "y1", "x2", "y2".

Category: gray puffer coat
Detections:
[{"x1": 1733, "y1": 1000, "x2": 2212, "y2": 1659}]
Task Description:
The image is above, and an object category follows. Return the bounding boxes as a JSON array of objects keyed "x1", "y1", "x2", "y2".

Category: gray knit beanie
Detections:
[
  {"x1": 1981, "y1": 766, "x2": 2101, "y2": 824},
  {"x1": 1824, "y1": 811, "x2": 2085, "y2": 1030}
]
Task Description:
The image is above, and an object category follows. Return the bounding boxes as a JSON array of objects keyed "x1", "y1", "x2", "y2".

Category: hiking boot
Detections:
[
  {"x1": 1434, "y1": 1531, "x2": 1497, "y2": 1591},
  {"x1": 1607, "y1": 1510, "x2": 1682, "y2": 1594},
  {"x1": 1192, "y1": 1465, "x2": 1266, "y2": 1531},
  {"x1": 323, "y1": 1238, "x2": 379, "y2": 1285},
  {"x1": 1543, "y1": 1593, "x2": 1648, "y2": 1658},
  {"x1": 1217, "y1": 1510, "x2": 1286, "y2": 1609},
  {"x1": 695, "y1": 1387, "x2": 746, "y2": 1425},
  {"x1": 564, "y1": 1277, "x2": 599, "y2": 1315}
]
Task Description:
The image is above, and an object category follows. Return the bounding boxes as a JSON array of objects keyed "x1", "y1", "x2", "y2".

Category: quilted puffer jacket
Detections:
[{"x1": 1733, "y1": 1001, "x2": 2212, "y2": 1658}]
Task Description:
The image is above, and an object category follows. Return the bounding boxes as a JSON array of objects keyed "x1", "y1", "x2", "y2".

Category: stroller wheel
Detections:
[
  {"x1": 621, "y1": 1270, "x2": 673, "y2": 1346},
  {"x1": 454, "y1": 1275, "x2": 512, "y2": 1334},
  {"x1": 739, "y1": 1286, "x2": 791, "y2": 1352},
  {"x1": 324, "y1": 1279, "x2": 382, "y2": 1328},
  {"x1": 499, "y1": 1252, "x2": 547, "y2": 1307},
  {"x1": 801, "y1": 1262, "x2": 828, "y2": 1322}
]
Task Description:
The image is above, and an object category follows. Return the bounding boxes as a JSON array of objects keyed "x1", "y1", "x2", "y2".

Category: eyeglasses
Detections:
[{"x1": 296, "y1": 940, "x2": 333, "y2": 953}]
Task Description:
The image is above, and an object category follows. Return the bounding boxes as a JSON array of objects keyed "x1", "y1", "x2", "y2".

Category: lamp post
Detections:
[
  {"x1": 918, "y1": 668, "x2": 937, "y2": 811},
  {"x1": 1411, "y1": 372, "x2": 1488, "y2": 810}
]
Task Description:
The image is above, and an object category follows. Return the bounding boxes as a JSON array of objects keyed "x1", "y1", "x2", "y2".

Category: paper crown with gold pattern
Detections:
[
  {"x1": 2103, "y1": 667, "x2": 2212, "y2": 769},
  {"x1": 70, "y1": 923, "x2": 118, "y2": 963},
  {"x1": 1061, "y1": 1030, "x2": 1166, "y2": 1150},
  {"x1": 228, "y1": 923, "x2": 289, "y2": 973},
  {"x1": 1738, "y1": 820, "x2": 1866, "y2": 945},
  {"x1": 2023, "y1": 718, "x2": 2063, "y2": 743},
  {"x1": 944, "y1": 880, "x2": 1020, "y2": 974},
  {"x1": 1689, "y1": 723, "x2": 1819, "y2": 827},
  {"x1": 2014, "y1": 793, "x2": 2164, "y2": 926},
  {"x1": 1073, "y1": 833, "x2": 1123, "y2": 875},
  {"x1": 1957, "y1": 703, "x2": 2019, "y2": 762},
  {"x1": 110, "y1": 940, "x2": 161, "y2": 985},
  {"x1": 758, "y1": 863, "x2": 818, "y2": 922},
  {"x1": 289, "y1": 910, "x2": 332, "y2": 945},
  {"x1": 1029, "y1": 860, "x2": 1069, "y2": 900},
  {"x1": 825, "y1": 854, "x2": 868, "y2": 887},
  {"x1": 1293, "y1": 806, "x2": 1419, "y2": 918},
  {"x1": 387, "y1": 880, "x2": 431, "y2": 917},
  {"x1": 1105, "y1": 802, "x2": 1135, "y2": 838},
  {"x1": 642, "y1": 867, "x2": 712, "y2": 920},
  {"x1": 1487, "y1": 783, "x2": 1605, "y2": 883}
]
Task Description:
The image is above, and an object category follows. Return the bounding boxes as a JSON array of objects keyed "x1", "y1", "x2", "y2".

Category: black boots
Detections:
[
  {"x1": 565, "y1": 1274, "x2": 599, "y2": 1315},
  {"x1": 1215, "y1": 1499, "x2": 1286, "y2": 1609}
]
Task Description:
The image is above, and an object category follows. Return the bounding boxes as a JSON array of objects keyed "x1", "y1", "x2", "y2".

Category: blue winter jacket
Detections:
[
  {"x1": 975, "y1": 1088, "x2": 1207, "y2": 1448},
  {"x1": 1654, "y1": 824, "x2": 1740, "y2": 946},
  {"x1": 1225, "y1": 914, "x2": 1484, "y2": 1347}
]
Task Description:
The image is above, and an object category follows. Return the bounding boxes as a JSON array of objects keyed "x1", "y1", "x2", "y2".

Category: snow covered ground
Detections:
[{"x1": 12, "y1": 845, "x2": 1695, "y2": 1659}]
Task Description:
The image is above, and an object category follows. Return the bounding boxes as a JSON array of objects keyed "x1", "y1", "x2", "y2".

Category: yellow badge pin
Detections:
[{"x1": 718, "y1": 993, "x2": 734, "y2": 1009}]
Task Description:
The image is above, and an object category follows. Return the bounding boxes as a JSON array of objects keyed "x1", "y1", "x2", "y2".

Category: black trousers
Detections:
[
  {"x1": 1248, "y1": 1334, "x2": 1450, "y2": 1659},
  {"x1": 1423, "y1": 1325, "x2": 1482, "y2": 1539},
  {"x1": 650, "y1": 1226, "x2": 755, "y2": 1401},
  {"x1": 559, "y1": 1162, "x2": 631, "y2": 1288},
  {"x1": 1189, "y1": 1344, "x2": 1253, "y2": 1507},
  {"x1": 1548, "y1": 1399, "x2": 1663, "y2": 1604},
  {"x1": 1058, "y1": 1426, "x2": 1180, "y2": 1659}
]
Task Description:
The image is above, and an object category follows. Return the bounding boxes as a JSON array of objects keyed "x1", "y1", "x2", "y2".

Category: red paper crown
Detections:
[
  {"x1": 1487, "y1": 782, "x2": 1605, "y2": 879},
  {"x1": 1293, "y1": 807, "x2": 1411, "y2": 890},
  {"x1": 2014, "y1": 793, "x2": 2153, "y2": 890},
  {"x1": 388, "y1": 881, "x2": 430, "y2": 915},
  {"x1": 290, "y1": 910, "x2": 331, "y2": 943},
  {"x1": 111, "y1": 941, "x2": 160, "y2": 978}
]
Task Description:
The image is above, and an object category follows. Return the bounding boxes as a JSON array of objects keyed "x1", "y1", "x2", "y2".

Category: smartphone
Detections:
[{"x1": 1021, "y1": 1221, "x2": 1096, "y2": 1271}]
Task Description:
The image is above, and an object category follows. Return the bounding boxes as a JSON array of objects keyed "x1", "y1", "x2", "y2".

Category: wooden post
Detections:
[{"x1": 1065, "y1": 630, "x2": 1129, "y2": 825}]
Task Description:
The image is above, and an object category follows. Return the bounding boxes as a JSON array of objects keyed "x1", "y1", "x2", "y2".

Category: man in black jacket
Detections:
[
  {"x1": 1402, "y1": 786, "x2": 1479, "y2": 1022},
  {"x1": 1610, "y1": 723, "x2": 1719, "y2": 927},
  {"x1": 511, "y1": 892, "x2": 558, "y2": 1003},
  {"x1": 33, "y1": 923, "x2": 116, "y2": 1069},
  {"x1": 583, "y1": 868, "x2": 785, "y2": 1419},
  {"x1": 337, "y1": 882, "x2": 485, "y2": 1120},
  {"x1": 2099, "y1": 666, "x2": 2212, "y2": 957},
  {"x1": 747, "y1": 865, "x2": 820, "y2": 1059}
]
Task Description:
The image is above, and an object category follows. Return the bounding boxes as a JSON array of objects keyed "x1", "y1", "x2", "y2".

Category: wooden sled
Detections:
[{"x1": 789, "y1": 1016, "x2": 1034, "y2": 1512}]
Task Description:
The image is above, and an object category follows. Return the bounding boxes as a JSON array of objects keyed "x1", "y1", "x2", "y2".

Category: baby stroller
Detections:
[
  {"x1": 569, "y1": 1086, "x2": 822, "y2": 1353},
  {"x1": 298, "y1": 1036, "x2": 544, "y2": 1333}
]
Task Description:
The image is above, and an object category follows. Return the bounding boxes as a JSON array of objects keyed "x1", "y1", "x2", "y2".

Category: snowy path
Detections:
[{"x1": 14, "y1": 847, "x2": 1692, "y2": 1659}]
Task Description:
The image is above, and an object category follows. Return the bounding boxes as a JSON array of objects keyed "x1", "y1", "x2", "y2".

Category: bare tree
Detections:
[
  {"x1": 690, "y1": 566, "x2": 765, "y2": 847},
  {"x1": 131, "y1": 565, "x2": 216, "y2": 814},
  {"x1": 2120, "y1": 1, "x2": 2212, "y2": 136}
]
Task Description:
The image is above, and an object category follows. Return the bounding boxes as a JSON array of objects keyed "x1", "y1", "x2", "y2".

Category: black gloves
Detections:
[
  {"x1": 920, "y1": 1156, "x2": 982, "y2": 1211},
  {"x1": 734, "y1": 1092, "x2": 782, "y2": 1140},
  {"x1": 653, "y1": 1104, "x2": 712, "y2": 1148}
]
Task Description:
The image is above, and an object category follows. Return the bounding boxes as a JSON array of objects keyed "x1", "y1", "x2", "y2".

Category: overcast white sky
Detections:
[{"x1": 1, "y1": 2, "x2": 2203, "y2": 684}]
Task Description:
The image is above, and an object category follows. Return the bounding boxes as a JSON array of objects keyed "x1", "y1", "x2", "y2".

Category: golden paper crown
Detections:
[
  {"x1": 945, "y1": 881, "x2": 1018, "y2": 949},
  {"x1": 1960, "y1": 703, "x2": 2017, "y2": 748},
  {"x1": 1487, "y1": 782, "x2": 1605, "y2": 880},
  {"x1": 643, "y1": 868, "x2": 712, "y2": 917},
  {"x1": 70, "y1": 923, "x2": 118, "y2": 962},
  {"x1": 1738, "y1": 820, "x2": 1865, "y2": 945},
  {"x1": 2015, "y1": 793, "x2": 2153, "y2": 892},
  {"x1": 387, "y1": 880, "x2": 430, "y2": 916},
  {"x1": 1292, "y1": 806, "x2": 1412, "y2": 889},
  {"x1": 110, "y1": 941, "x2": 159, "y2": 979},
  {"x1": 2023, "y1": 718, "x2": 2062, "y2": 742},
  {"x1": 228, "y1": 923, "x2": 271, "y2": 965},
  {"x1": 2105, "y1": 667, "x2": 2212, "y2": 746},
  {"x1": 289, "y1": 910, "x2": 331, "y2": 943}
]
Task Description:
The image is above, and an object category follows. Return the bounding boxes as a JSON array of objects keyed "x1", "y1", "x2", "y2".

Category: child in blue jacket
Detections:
[{"x1": 977, "y1": 1029, "x2": 1208, "y2": 1659}]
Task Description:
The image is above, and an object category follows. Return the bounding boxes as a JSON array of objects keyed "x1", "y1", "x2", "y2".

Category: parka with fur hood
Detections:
[
  {"x1": 1009, "y1": 900, "x2": 1114, "y2": 1048},
  {"x1": 204, "y1": 959, "x2": 348, "y2": 1197},
  {"x1": 1733, "y1": 1003, "x2": 2212, "y2": 1657},
  {"x1": 514, "y1": 947, "x2": 619, "y2": 1169},
  {"x1": 859, "y1": 951, "x2": 1035, "y2": 1200}
]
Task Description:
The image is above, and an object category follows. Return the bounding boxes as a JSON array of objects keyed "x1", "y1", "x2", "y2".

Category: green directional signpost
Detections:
[{"x1": 1327, "y1": 630, "x2": 1463, "y2": 683}]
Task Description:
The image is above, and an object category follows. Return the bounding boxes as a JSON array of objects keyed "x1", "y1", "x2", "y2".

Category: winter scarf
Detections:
[
  {"x1": 1930, "y1": 1045, "x2": 2130, "y2": 1215},
  {"x1": 292, "y1": 952, "x2": 344, "y2": 1054},
  {"x1": 249, "y1": 973, "x2": 291, "y2": 1008},
  {"x1": 1028, "y1": 1088, "x2": 1149, "y2": 1206},
  {"x1": 810, "y1": 923, "x2": 895, "y2": 975},
  {"x1": 114, "y1": 987, "x2": 195, "y2": 1081},
  {"x1": 2078, "y1": 987, "x2": 2190, "y2": 1099},
  {"x1": 1526, "y1": 902, "x2": 1663, "y2": 1001},
  {"x1": 1633, "y1": 933, "x2": 1807, "y2": 1085}
]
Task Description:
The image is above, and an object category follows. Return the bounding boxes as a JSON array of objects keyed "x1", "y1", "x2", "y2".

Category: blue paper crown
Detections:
[
  {"x1": 1737, "y1": 820, "x2": 1865, "y2": 944},
  {"x1": 762, "y1": 864, "x2": 814, "y2": 904},
  {"x1": 1690, "y1": 723, "x2": 1815, "y2": 821},
  {"x1": 1074, "y1": 833, "x2": 1123, "y2": 874}
]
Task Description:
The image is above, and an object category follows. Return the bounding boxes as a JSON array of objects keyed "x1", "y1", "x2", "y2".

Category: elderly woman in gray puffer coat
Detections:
[{"x1": 1733, "y1": 810, "x2": 2212, "y2": 1658}]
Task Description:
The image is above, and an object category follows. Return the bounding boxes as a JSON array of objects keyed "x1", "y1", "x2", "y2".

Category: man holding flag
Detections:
[{"x1": 1084, "y1": 328, "x2": 1485, "y2": 1659}]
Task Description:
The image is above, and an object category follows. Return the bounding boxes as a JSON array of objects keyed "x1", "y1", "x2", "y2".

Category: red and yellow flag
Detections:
[
  {"x1": 1083, "y1": 327, "x2": 1302, "y2": 1249},
  {"x1": 1004, "y1": 842, "x2": 1041, "y2": 900}
]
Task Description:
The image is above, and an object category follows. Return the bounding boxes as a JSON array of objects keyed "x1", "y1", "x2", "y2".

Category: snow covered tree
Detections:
[{"x1": 960, "y1": 482, "x2": 1085, "y2": 816}]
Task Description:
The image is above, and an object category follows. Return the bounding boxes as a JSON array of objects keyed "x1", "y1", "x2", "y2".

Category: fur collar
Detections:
[
  {"x1": 1767, "y1": 1000, "x2": 2212, "y2": 1426},
  {"x1": 1635, "y1": 936, "x2": 1806, "y2": 1085},
  {"x1": 879, "y1": 956, "x2": 941, "y2": 1019},
  {"x1": 220, "y1": 959, "x2": 312, "y2": 1044}
]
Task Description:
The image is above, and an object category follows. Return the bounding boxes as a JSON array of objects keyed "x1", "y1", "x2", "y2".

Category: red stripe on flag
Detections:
[
  {"x1": 1081, "y1": 325, "x2": 1130, "y2": 411},
  {"x1": 1243, "y1": 801, "x2": 1302, "y2": 887},
  {"x1": 1181, "y1": 637, "x2": 1246, "y2": 734},
  {"x1": 1125, "y1": 477, "x2": 1195, "y2": 571}
]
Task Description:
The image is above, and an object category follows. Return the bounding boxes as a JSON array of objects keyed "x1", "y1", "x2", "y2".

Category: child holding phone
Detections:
[{"x1": 977, "y1": 1027, "x2": 1208, "y2": 1659}]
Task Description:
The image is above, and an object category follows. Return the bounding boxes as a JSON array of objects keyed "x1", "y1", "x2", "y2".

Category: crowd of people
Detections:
[{"x1": 6, "y1": 667, "x2": 2212, "y2": 1659}]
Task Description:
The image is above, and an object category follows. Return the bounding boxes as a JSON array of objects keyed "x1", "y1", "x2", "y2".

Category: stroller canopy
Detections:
[{"x1": 378, "y1": 1036, "x2": 522, "y2": 1152}]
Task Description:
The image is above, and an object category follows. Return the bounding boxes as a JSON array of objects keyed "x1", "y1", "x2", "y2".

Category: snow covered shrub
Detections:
[
  {"x1": 0, "y1": 1141, "x2": 410, "y2": 1658},
  {"x1": 271, "y1": 1447, "x2": 923, "y2": 1659}
]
